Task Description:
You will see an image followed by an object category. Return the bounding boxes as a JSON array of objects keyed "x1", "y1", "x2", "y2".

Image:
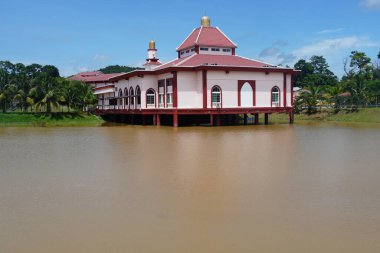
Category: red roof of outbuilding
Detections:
[
  {"x1": 177, "y1": 26, "x2": 237, "y2": 51},
  {"x1": 69, "y1": 71, "x2": 127, "y2": 83}
]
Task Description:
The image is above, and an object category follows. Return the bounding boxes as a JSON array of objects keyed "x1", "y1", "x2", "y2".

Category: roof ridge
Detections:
[
  {"x1": 195, "y1": 26, "x2": 203, "y2": 44},
  {"x1": 175, "y1": 53, "x2": 198, "y2": 66},
  {"x1": 215, "y1": 26, "x2": 237, "y2": 47},
  {"x1": 153, "y1": 57, "x2": 183, "y2": 70},
  {"x1": 176, "y1": 28, "x2": 197, "y2": 51}
]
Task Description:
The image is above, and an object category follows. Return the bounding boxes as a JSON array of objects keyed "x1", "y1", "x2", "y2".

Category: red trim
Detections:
[
  {"x1": 145, "y1": 88, "x2": 156, "y2": 108},
  {"x1": 173, "y1": 72, "x2": 178, "y2": 108},
  {"x1": 270, "y1": 86, "x2": 281, "y2": 108},
  {"x1": 202, "y1": 70, "x2": 207, "y2": 108},
  {"x1": 237, "y1": 80, "x2": 256, "y2": 107},
  {"x1": 96, "y1": 107, "x2": 292, "y2": 116},
  {"x1": 232, "y1": 48, "x2": 235, "y2": 55},
  {"x1": 195, "y1": 46, "x2": 200, "y2": 54},
  {"x1": 210, "y1": 85, "x2": 222, "y2": 108},
  {"x1": 283, "y1": 73, "x2": 287, "y2": 108}
]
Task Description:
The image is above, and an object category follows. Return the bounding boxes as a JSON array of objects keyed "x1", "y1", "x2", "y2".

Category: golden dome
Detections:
[
  {"x1": 149, "y1": 40, "x2": 156, "y2": 50},
  {"x1": 201, "y1": 16, "x2": 211, "y2": 27}
]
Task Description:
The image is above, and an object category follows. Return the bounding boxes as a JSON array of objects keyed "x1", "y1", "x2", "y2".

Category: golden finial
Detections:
[
  {"x1": 201, "y1": 16, "x2": 211, "y2": 27},
  {"x1": 149, "y1": 40, "x2": 156, "y2": 50}
]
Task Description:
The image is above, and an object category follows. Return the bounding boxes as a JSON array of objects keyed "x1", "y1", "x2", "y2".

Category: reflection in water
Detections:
[{"x1": 0, "y1": 124, "x2": 380, "y2": 253}]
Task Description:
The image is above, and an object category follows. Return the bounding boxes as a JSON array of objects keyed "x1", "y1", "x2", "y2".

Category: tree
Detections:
[
  {"x1": 343, "y1": 51, "x2": 373, "y2": 106},
  {"x1": 99, "y1": 65, "x2": 143, "y2": 74},
  {"x1": 294, "y1": 85, "x2": 323, "y2": 114},
  {"x1": 29, "y1": 74, "x2": 63, "y2": 113},
  {"x1": 293, "y1": 56, "x2": 337, "y2": 87}
]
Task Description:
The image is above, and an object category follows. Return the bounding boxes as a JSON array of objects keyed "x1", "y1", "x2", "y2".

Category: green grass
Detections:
[
  {"x1": 0, "y1": 112, "x2": 104, "y2": 127},
  {"x1": 270, "y1": 108, "x2": 380, "y2": 124}
]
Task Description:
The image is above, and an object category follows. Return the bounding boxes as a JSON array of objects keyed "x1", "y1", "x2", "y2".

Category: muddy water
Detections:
[{"x1": 1, "y1": 124, "x2": 380, "y2": 253}]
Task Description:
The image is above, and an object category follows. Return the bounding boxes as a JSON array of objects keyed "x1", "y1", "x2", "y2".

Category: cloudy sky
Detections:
[{"x1": 1, "y1": 0, "x2": 379, "y2": 77}]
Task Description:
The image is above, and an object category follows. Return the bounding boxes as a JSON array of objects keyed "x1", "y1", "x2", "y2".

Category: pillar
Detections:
[
  {"x1": 243, "y1": 114, "x2": 248, "y2": 125},
  {"x1": 210, "y1": 114, "x2": 214, "y2": 126},
  {"x1": 156, "y1": 114, "x2": 161, "y2": 126},
  {"x1": 152, "y1": 114, "x2": 156, "y2": 125},
  {"x1": 216, "y1": 114, "x2": 221, "y2": 126},
  {"x1": 173, "y1": 113, "x2": 178, "y2": 127},
  {"x1": 142, "y1": 115, "x2": 146, "y2": 126},
  {"x1": 254, "y1": 113, "x2": 259, "y2": 125},
  {"x1": 264, "y1": 113, "x2": 269, "y2": 125}
]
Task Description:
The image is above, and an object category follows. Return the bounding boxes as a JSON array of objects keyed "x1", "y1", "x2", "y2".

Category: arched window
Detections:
[
  {"x1": 271, "y1": 86, "x2": 280, "y2": 107},
  {"x1": 211, "y1": 86, "x2": 222, "y2": 108},
  {"x1": 129, "y1": 87, "x2": 134, "y2": 108},
  {"x1": 118, "y1": 89, "x2": 123, "y2": 109},
  {"x1": 124, "y1": 88, "x2": 128, "y2": 108},
  {"x1": 136, "y1": 86, "x2": 141, "y2": 107},
  {"x1": 146, "y1": 89, "x2": 156, "y2": 108}
]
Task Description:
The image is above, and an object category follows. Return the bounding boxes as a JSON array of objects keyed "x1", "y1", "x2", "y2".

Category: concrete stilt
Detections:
[
  {"x1": 173, "y1": 114, "x2": 178, "y2": 127},
  {"x1": 243, "y1": 114, "x2": 248, "y2": 125},
  {"x1": 264, "y1": 113, "x2": 269, "y2": 125},
  {"x1": 156, "y1": 114, "x2": 161, "y2": 126},
  {"x1": 254, "y1": 113, "x2": 259, "y2": 125},
  {"x1": 210, "y1": 114, "x2": 214, "y2": 126}
]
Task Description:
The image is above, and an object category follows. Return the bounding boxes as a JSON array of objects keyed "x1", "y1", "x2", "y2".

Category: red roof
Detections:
[
  {"x1": 177, "y1": 26, "x2": 237, "y2": 51},
  {"x1": 154, "y1": 54, "x2": 273, "y2": 70},
  {"x1": 69, "y1": 71, "x2": 127, "y2": 83}
]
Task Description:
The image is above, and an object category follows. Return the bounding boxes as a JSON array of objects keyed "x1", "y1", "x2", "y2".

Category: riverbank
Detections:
[
  {"x1": 0, "y1": 112, "x2": 104, "y2": 127},
  {"x1": 271, "y1": 108, "x2": 380, "y2": 124}
]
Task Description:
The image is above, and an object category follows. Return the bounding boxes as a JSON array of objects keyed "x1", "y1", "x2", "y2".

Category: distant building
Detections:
[{"x1": 71, "y1": 16, "x2": 299, "y2": 126}]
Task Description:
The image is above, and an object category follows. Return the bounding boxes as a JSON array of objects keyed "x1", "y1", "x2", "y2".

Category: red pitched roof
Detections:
[
  {"x1": 69, "y1": 72, "x2": 127, "y2": 83},
  {"x1": 154, "y1": 54, "x2": 273, "y2": 70},
  {"x1": 177, "y1": 26, "x2": 237, "y2": 51}
]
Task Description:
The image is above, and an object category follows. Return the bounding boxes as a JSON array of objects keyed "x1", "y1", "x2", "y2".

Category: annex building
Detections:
[{"x1": 70, "y1": 16, "x2": 299, "y2": 126}]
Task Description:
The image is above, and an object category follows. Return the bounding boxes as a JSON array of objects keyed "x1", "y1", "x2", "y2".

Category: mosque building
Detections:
[{"x1": 70, "y1": 16, "x2": 298, "y2": 126}]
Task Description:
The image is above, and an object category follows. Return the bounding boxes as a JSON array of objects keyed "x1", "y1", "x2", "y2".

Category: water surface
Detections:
[{"x1": 1, "y1": 124, "x2": 380, "y2": 253}]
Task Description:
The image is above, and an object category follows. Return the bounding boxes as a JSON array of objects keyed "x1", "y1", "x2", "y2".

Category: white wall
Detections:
[
  {"x1": 207, "y1": 71, "x2": 289, "y2": 108},
  {"x1": 177, "y1": 72, "x2": 203, "y2": 108}
]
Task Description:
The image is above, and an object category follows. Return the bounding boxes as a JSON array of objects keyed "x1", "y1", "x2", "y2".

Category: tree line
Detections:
[
  {"x1": 294, "y1": 51, "x2": 380, "y2": 114},
  {"x1": 0, "y1": 61, "x2": 96, "y2": 113}
]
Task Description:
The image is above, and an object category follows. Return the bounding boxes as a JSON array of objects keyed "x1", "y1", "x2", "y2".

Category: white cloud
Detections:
[
  {"x1": 257, "y1": 36, "x2": 378, "y2": 77},
  {"x1": 293, "y1": 36, "x2": 377, "y2": 58},
  {"x1": 361, "y1": 0, "x2": 380, "y2": 9},
  {"x1": 93, "y1": 54, "x2": 110, "y2": 61},
  {"x1": 317, "y1": 28, "x2": 344, "y2": 35}
]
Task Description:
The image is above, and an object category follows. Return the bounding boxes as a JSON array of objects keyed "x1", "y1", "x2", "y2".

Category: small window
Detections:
[
  {"x1": 136, "y1": 86, "x2": 141, "y2": 105},
  {"x1": 146, "y1": 89, "x2": 155, "y2": 108},
  {"x1": 271, "y1": 87, "x2": 280, "y2": 107},
  {"x1": 211, "y1": 48, "x2": 220, "y2": 52},
  {"x1": 200, "y1": 47, "x2": 209, "y2": 51},
  {"x1": 191, "y1": 48, "x2": 195, "y2": 52},
  {"x1": 223, "y1": 48, "x2": 231, "y2": 52},
  {"x1": 211, "y1": 86, "x2": 221, "y2": 108},
  {"x1": 186, "y1": 50, "x2": 190, "y2": 53},
  {"x1": 166, "y1": 79, "x2": 173, "y2": 108},
  {"x1": 180, "y1": 51, "x2": 184, "y2": 55}
]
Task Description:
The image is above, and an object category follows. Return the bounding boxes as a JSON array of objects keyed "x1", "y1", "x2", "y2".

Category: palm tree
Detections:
[{"x1": 29, "y1": 76, "x2": 62, "y2": 113}]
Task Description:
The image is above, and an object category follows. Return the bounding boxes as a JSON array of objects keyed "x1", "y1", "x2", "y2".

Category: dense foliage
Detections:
[
  {"x1": 0, "y1": 61, "x2": 96, "y2": 113},
  {"x1": 99, "y1": 65, "x2": 143, "y2": 74},
  {"x1": 294, "y1": 52, "x2": 380, "y2": 114}
]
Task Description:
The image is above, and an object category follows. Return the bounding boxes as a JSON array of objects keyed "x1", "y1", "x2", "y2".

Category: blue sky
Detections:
[{"x1": 1, "y1": 0, "x2": 379, "y2": 77}]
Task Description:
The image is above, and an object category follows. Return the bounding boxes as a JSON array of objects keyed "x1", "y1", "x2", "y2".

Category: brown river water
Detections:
[{"x1": 1, "y1": 123, "x2": 380, "y2": 253}]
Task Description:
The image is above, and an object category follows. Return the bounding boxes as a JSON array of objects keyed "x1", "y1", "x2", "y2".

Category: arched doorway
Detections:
[{"x1": 240, "y1": 82, "x2": 253, "y2": 107}]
